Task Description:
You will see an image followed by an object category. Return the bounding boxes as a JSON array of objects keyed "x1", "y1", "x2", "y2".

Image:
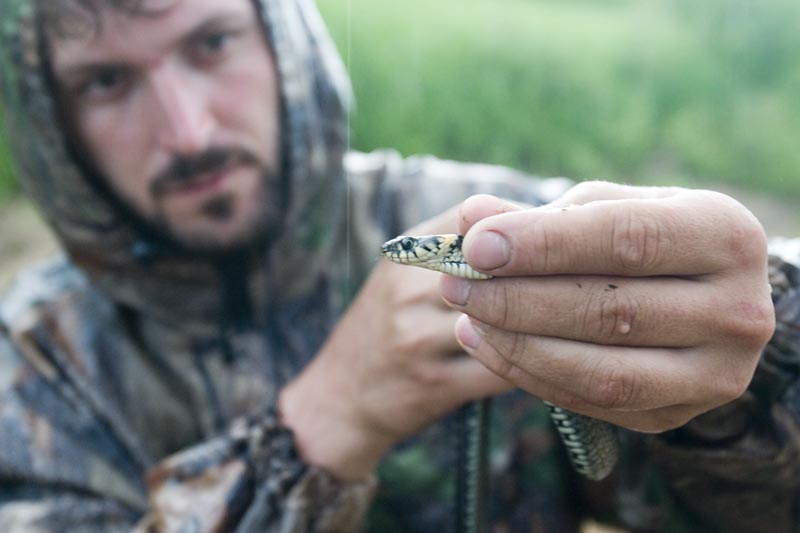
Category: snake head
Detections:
[
  {"x1": 381, "y1": 234, "x2": 490, "y2": 279},
  {"x1": 381, "y1": 234, "x2": 458, "y2": 265},
  {"x1": 381, "y1": 235, "x2": 420, "y2": 263}
]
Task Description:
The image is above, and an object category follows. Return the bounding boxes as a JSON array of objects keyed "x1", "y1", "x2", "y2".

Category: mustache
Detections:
[{"x1": 150, "y1": 148, "x2": 260, "y2": 197}]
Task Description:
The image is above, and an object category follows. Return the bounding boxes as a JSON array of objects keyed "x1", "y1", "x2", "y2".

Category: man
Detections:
[{"x1": 0, "y1": 0, "x2": 796, "y2": 531}]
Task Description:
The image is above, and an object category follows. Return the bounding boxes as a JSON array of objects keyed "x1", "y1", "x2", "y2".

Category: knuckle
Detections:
[
  {"x1": 715, "y1": 297, "x2": 776, "y2": 351},
  {"x1": 561, "y1": 180, "x2": 618, "y2": 204},
  {"x1": 495, "y1": 281, "x2": 540, "y2": 332},
  {"x1": 715, "y1": 365, "x2": 753, "y2": 404},
  {"x1": 610, "y1": 209, "x2": 668, "y2": 273},
  {"x1": 577, "y1": 286, "x2": 640, "y2": 341},
  {"x1": 411, "y1": 363, "x2": 449, "y2": 389},
  {"x1": 529, "y1": 218, "x2": 566, "y2": 272},
  {"x1": 391, "y1": 311, "x2": 434, "y2": 354},
  {"x1": 465, "y1": 328, "x2": 520, "y2": 381},
  {"x1": 494, "y1": 283, "x2": 516, "y2": 329},
  {"x1": 478, "y1": 345, "x2": 516, "y2": 381},
  {"x1": 503, "y1": 333, "x2": 530, "y2": 368},
  {"x1": 725, "y1": 214, "x2": 769, "y2": 269},
  {"x1": 581, "y1": 357, "x2": 640, "y2": 410},
  {"x1": 695, "y1": 191, "x2": 767, "y2": 268},
  {"x1": 389, "y1": 312, "x2": 414, "y2": 348},
  {"x1": 383, "y1": 265, "x2": 439, "y2": 308}
]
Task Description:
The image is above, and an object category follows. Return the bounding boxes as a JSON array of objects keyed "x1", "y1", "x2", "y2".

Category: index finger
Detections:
[{"x1": 461, "y1": 191, "x2": 765, "y2": 277}]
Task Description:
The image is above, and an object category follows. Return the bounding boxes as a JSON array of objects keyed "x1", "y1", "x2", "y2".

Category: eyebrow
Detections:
[
  {"x1": 184, "y1": 13, "x2": 249, "y2": 44},
  {"x1": 52, "y1": 12, "x2": 251, "y2": 84}
]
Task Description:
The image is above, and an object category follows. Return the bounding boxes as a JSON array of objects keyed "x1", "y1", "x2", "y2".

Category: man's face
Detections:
[{"x1": 49, "y1": 0, "x2": 281, "y2": 252}]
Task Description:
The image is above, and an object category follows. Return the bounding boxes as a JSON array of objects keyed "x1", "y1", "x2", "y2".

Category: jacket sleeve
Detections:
[
  {"x1": 0, "y1": 331, "x2": 375, "y2": 532},
  {"x1": 134, "y1": 412, "x2": 376, "y2": 532},
  {"x1": 613, "y1": 242, "x2": 800, "y2": 533},
  {"x1": 346, "y1": 150, "x2": 572, "y2": 233}
]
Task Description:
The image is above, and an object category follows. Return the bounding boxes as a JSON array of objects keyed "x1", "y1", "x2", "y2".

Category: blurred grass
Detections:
[
  {"x1": 0, "y1": 105, "x2": 17, "y2": 197},
  {"x1": 318, "y1": 0, "x2": 800, "y2": 198}
]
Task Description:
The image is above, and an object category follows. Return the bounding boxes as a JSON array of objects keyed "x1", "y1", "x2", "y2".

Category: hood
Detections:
[{"x1": 0, "y1": 0, "x2": 353, "y2": 332}]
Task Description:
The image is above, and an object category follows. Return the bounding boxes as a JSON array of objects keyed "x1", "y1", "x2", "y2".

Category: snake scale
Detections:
[{"x1": 382, "y1": 234, "x2": 619, "y2": 532}]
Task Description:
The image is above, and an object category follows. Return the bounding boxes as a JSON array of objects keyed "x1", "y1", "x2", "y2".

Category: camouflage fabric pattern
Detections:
[{"x1": 1, "y1": 0, "x2": 800, "y2": 531}]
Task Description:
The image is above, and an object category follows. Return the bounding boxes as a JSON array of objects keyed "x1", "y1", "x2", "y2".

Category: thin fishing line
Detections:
[{"x1": 344, "y1": 0, "x2": 353, "y2": 297}]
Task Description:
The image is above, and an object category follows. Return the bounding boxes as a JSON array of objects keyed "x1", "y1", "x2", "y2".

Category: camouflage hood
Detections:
[{"x1": 0, "y1": 0, "x2": 353, "y2": 332}]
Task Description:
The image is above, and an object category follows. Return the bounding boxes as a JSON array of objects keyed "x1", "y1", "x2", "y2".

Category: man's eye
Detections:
[
  {"x1": 75, "y1": 67, "x2": 131, "y2": 102},
  {"x1": 203, "y1": 32, "x2": 230, "y2": 52},
  {"x1": 193, "y1": 30, "x2": 236, "y2": 64},
  {"x1": 93, "y1": 69, "x2": 122, "y2": 89}
]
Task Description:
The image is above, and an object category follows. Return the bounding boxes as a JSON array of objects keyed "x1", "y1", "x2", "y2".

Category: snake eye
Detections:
[{"x1": 400, "y1": 237, "x2": 416, "y2": 251}]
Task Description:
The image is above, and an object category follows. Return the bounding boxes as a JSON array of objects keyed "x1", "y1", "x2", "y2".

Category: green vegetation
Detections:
[
  {"x1": 0, "y1": 106, "x2": 17, "y2": 197},
  {"x1": 318, "y1": 0, "x2": 800, "y2": 197}
]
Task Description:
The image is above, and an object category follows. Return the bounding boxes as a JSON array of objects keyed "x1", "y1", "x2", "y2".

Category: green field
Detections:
[
  {"x1": 1, "y1": 0, "x2": 800, "y2": 200},
  {"x1": 318, "y1": 0, "x2": 800, "y2": 196},
  {"x1": 0, "y1": 104, "x2": 15, "y2": 197}
]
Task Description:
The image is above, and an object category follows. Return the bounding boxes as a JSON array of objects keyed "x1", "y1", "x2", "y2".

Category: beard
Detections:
[{"x1": 145, "y1": 147, "x2": 286, "y2": 255}]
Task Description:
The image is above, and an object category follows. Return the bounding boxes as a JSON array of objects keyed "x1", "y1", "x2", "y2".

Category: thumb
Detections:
[{"x1": 458, "y1": 194, "x2": 525, "y2": 235}]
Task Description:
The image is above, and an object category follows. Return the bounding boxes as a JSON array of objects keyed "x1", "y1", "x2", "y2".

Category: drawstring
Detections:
[
  {"x1": 214, "y1": 252, "x2": 255, "y2": 365},
  {"x1": 186, "y1": 253, "x2": 256, "y2": 433}
]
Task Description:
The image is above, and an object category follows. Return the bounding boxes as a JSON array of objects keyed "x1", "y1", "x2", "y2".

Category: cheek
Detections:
[
  {"x1": 216, "y1": 65, "x2": 281, "y2": 154},
  {"x1": 78, "y1": 103, "x2": 159, "y2": 209}
]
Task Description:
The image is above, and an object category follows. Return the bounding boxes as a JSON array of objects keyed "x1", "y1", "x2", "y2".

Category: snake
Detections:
[{"x1": 381, "y1": 234, "x2": 620, "y2": 529}]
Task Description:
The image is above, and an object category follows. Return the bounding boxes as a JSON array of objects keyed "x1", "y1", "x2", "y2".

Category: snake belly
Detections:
[{"x1": 381, "y1": 234, "x2": 619, "y2": 481}]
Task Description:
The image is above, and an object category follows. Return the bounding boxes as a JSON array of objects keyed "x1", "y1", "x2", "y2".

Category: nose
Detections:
[{"x1": 149, "y1": 63, "x2": 214, "y2": 155}]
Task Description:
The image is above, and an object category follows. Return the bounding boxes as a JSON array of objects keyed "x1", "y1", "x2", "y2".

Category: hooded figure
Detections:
[
  {"x1": 0, "y1": 0, "x2": 572, "y2": 529},
  {"x1": 1, "y1": 0, "x2": 800, "y2": 532}
]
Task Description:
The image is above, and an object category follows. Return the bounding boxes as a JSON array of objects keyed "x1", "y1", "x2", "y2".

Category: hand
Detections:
[
  {"x1": 441, "y1": 182, "x2": 775, "y2": 434},
  {"x1": 280, "y1": 208, "x2": 512, "y2": 481}
]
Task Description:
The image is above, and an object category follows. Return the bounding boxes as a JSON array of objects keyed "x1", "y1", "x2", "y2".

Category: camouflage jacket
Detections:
[{"x1": 1, "y1": 0, "x2": 800, "y2": 531}]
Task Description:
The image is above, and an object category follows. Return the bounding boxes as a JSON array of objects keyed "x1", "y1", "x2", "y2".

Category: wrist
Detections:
[{"x1": 279, "y1": 370, "x2": 392, "y2": 482}]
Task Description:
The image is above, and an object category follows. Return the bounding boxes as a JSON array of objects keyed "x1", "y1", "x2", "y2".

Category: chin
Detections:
[
  {"x1": 168, "y1": 209, "x2": 275, "y2": 255},
  {"x1": 153, "y1": 180, "x2": 281, "y2": 254},
  {"x1": 170, "y1": 225, "x2": 257, "y2": 255}
]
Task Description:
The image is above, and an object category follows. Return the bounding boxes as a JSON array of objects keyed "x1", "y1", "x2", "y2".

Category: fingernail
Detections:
[
  {"x1": 441, "y1": 276, "x2": 471, "y2": 306},
  {"x1": 455, "y1": 316, "x2": 485, "y2": 351},
  {"x1": 468, "y1": 231, "x2": 511, "y2": 271}
]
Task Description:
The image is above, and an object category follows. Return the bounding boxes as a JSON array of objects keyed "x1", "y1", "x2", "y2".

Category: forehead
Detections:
[{"x1": 49, "y1": 0, "x2": 259, "y2": 71}]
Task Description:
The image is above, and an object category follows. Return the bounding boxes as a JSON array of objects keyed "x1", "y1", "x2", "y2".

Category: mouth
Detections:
[
  {"x1": 156, "y1": 160, "x2": 241, "y2": 198},
  {"x1": 151, "y1": 148, "x2": 259, "y2": 199},
  {"x1": 166, "y1": 166, "x2": 232, "y2": 195}
]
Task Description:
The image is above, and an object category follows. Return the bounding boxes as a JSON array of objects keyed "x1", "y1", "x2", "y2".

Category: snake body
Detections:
[{"x1": 381, "y1": 234, "x2": 619, "y2": 483}]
